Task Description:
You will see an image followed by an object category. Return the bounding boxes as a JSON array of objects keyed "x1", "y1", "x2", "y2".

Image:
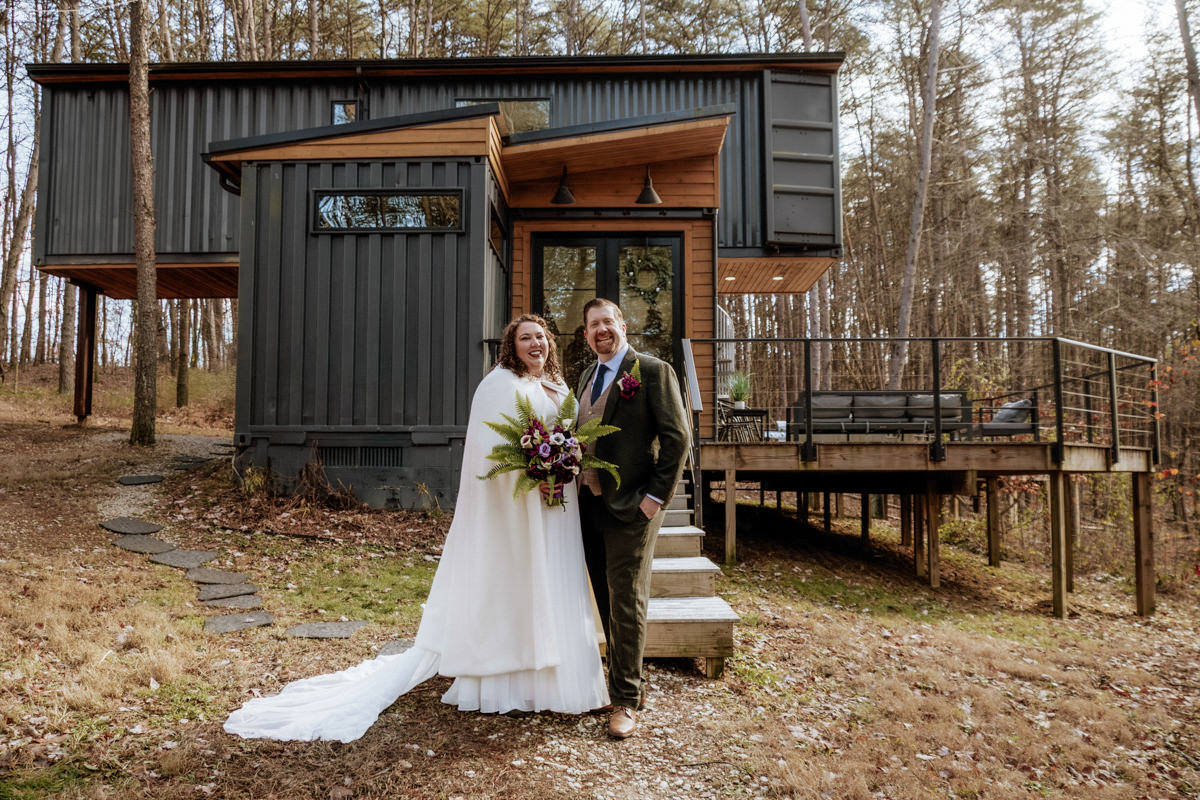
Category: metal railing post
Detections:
[
  {"x1": 1151, "y1": 363, "x2": 1161, "y2": 465},
  {"x1": 1051, "y1": 339, "x2": 1065, "y2": 463},
  {"x1": 802, "y1": 338, "x2": 816, "y2": 462},
  {"x1": 1107, "y1": 351, "x2": 1120, "y2": 463},
  {"x1": 930, "y1": 338, "x2": 945, "y2": 462}
]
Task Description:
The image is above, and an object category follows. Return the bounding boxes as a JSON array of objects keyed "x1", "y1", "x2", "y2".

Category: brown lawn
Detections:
[{"x1": 0, "y1": 370, "x2": 1197, "y2": 799}]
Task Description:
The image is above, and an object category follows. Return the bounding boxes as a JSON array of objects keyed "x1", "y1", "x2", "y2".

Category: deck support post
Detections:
[
  {"x1": 925, "y1": 483, "x2": 941, "y2": 589},
  {"x1": 704, "y1": 657, "x2": 725, "y2": 679},
  {"x1": 724, "y1": 469, "x2": 737, "y2": 566},
  {"x1": 1048, "y1": 472, "x2": 1069, "y2": 618},
  {"x1": 986, "y1": 477, "x2": 1001, "y2": 567},
  {"x1": 900, "y1": 494, "x2": 912, "y2": 546},
  {"x1": 1066, "y1": 476, "x2": 1078, "y2": 593},
  {"x1": 73, "y1": 284, "x2": 97, "y2": 423},
  {"x1": 860, "y1": 493, "x2": 870, "y2": 548},
  {"x1": 1132, "y1": 471, "x2": 1155, "y2": 616},
  {"x1": 823, "y1": 492, "x2": 831, "y2": 533},
  {"x1": 913, "y1": 492, "x2": 926, "y2": 579}
]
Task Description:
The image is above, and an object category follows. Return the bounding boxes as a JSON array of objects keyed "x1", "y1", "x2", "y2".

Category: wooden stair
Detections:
[{"x1": 645, "y1": 478, "x2": 739, "y2": 678}]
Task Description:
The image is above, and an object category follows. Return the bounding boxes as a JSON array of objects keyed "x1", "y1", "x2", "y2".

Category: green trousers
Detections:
[{"x1": 580, "y1": 489, "x2": 662, "y2": 708}]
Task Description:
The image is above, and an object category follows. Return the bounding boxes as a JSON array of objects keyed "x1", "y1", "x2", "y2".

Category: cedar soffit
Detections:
[
  {"x1": 203, "y1": 104, "x2": 504, "y2": 190},
  {"x1": 501, "y1": 111, "x2": 732, "y2": 183},
  {"x1": 39, "y1": 262, "x2": 239, "y2": 299},
  {"x1": 718, "y1": 257, "x2": 836, "y2": 294}
]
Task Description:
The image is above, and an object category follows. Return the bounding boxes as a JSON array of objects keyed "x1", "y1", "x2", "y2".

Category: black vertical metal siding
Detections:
[
  {"x1": 239, "y1": 158, "x2": 479, "y2": 434},
  {"x1": 40, "y1": 81, "x2": 359, "y2": 258},
  {"x1": 38, "y1": 72, "x2": 789, "y2": 258},
  {"x1": 370, "y1": 75, "x2": 764, "y2": 248}
]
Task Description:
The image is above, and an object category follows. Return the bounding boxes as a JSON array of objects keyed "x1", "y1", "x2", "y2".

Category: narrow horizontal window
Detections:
[
  {"x1": 313, "y1": 190, "x2": 463, "y2": 233},
  {"x1": 455, "y1": 98, "x2": 550, "y2": 133}
]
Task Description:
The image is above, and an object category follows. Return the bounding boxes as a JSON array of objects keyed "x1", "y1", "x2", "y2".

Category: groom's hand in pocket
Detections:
[{"x1": 638, "y1": 495, "x2": 662, "y2": 520}]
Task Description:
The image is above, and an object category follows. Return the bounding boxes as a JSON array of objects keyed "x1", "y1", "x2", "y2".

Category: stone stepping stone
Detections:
[
  {"x1": 149, "y1": 549, "x2": 218, "y2": 569},
  {"x1": 379, "y1": 638, "x2": 414, "y2": 656},
  {"x1": 117, "y1": 475, "x2": 164, "y2": 486},
  {"x1": 203, "y1": 594, "x2": 262, "y2": 610},
  {"x1": 204, "y1": 611, "x2": 273, "y2": 634},
  {"x1": 197, "y1": 583, "x2": 259, "y2": 601},
  {"x1": 284, "y1": 621, "x2": 369, "y2": 639},
  {"x1": 112, "y1": 534, "x2": 175, "y2": 554},
  {"x1": 100, "y1": 517, "x2": 163, "y2": 536},
  {"x1": 186, "y1": 567, "x2": 249, "y2": 584}
]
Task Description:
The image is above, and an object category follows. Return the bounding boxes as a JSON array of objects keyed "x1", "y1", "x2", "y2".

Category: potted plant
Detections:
[{"x1": 728, "y1": 372, "x2": 751, "y2": 409}]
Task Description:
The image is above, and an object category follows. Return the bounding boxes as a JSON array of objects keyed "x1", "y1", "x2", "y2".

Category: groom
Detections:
[{"x1": 575, "y1": 297, "x2": 689, "y2": 739}]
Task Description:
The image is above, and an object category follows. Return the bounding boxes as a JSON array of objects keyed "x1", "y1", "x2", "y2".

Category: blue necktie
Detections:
[{"x1": 590, "y1": 364, "x2": 608, "y2": 405}]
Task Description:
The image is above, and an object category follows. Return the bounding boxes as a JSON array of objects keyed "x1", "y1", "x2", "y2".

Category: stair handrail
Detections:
[{"x1": 680, "y1": 338, "x2": 703, "y2": 528}]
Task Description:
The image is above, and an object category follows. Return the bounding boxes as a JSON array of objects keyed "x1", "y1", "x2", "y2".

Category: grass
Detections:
[
  {"x1": 0, "y1": 763, "x2": 90, "y2": 800},
  {"x1": 276, "y1": 548, "x2": 437, "y2": 630},
  {"x1": 0, "y1": 404, "x2": 1197, "y2": 799}
]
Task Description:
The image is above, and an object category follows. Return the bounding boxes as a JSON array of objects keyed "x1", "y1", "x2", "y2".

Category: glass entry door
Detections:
[{"x1": 532, "y1": 234, "x2": 682, "y2": 389}]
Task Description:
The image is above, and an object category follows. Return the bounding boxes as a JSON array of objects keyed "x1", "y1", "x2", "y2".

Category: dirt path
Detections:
[{"x1": 2, "y1": 416, "x2": 1199, "y2": 799}]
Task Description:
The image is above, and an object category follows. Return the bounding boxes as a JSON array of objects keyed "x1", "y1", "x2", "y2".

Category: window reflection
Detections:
[{"x1": 313, "y1": 192, "x2": 461, "y2": 232}]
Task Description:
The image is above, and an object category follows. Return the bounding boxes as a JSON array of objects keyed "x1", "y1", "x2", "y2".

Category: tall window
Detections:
[
  {"x1": 331, "y1": 100, "x2": 360, "y2": 125},
  {"x1": 312, "y1": 190, "x2": 463, "y2": 233},
  {"x1": 455, "y1": 99, "x2": 550, "y2": 133}
]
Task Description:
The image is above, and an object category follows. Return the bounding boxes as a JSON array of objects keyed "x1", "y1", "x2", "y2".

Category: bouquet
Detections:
[{"x1": 479, "y1": 391, "x2": 620, "y2": 507}]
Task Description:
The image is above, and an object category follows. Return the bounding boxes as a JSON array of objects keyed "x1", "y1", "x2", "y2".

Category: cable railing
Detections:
[{"x1": 680, "y1": 336, "x2": 1159, "y2": 465}]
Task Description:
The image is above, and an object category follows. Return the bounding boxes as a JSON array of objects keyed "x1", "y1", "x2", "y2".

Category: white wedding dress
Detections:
[{"x1": 224, "y1": 367, "x2": 609, "y2": 742}]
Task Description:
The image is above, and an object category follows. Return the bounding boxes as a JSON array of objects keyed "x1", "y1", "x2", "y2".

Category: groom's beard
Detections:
[{"x1": 590, "y1": 333, "x2": 622, "y2": 358}]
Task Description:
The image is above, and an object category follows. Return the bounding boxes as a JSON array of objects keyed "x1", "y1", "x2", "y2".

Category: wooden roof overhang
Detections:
[
  {"x1": 500, "y1": 106, "x2": 733, "y2": 209},
  {"x1": 27, "y1": 53, "x2": 845, "y2": 86},
  {"x1": 203, "y1": 103, "x2": 507, "y2": 193},
  {"x1": 38, "y1": 259, "x2": 239, "y2": 299},
  {"x1": 718, "y1": 256, "x2": 837, "y2": 294}
]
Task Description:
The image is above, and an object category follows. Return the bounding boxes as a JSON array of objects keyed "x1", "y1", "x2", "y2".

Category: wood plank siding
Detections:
[
  {"x1": 509, "y1": 217, "x2": 715, "y2": 428},
  {"x1": 507, "y1": 156, "x2": 720, "y2": 209},
  {"x1": 39, "y1": 262, "x2": 238, "y2": 298}
]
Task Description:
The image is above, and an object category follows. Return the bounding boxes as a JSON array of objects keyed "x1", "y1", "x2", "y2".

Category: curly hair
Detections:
[{"x1": 496, "y1": 314, "x2": 562, "y2": 382}]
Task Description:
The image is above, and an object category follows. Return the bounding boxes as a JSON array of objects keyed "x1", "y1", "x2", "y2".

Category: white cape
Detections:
[{"x1": 224, "y1": 368, "x2": 608, "y2": 742}]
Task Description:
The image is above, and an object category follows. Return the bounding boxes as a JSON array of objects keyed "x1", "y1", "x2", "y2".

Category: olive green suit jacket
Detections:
[{"x1": 576, "y1": 348, "x2": 690, "y2": 524}]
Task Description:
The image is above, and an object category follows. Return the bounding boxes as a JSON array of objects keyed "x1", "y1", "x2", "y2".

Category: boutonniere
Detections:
[{"x1": 617, "y1": 359, "x2": 642, "y2": 399}]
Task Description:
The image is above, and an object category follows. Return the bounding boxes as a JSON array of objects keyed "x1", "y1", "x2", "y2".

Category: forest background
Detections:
[{"x1": 0, "y1": 0, "x2": 1197, "y2": 581}]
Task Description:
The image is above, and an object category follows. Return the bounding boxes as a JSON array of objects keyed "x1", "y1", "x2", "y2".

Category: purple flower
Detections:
[{"x1": 538, "y1": 443, "x2": 552, "y2": 458}]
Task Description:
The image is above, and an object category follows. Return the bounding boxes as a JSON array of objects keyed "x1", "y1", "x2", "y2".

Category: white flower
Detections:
[
  {"x1": 549, "y1": 432, "x2": 565, "y2": 445},
  {"x1": 520, "y1": 435, "x2": 532, "y2": 448}
]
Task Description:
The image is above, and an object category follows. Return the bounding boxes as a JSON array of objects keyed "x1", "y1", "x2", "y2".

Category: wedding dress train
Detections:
[{"x1": 223, "y1": 368, "x2": 609, "y2": 742}]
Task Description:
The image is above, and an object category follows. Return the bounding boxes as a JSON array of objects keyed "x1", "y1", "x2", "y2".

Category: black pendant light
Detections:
[
  {"x1": 550, "y1": 166, "x2": 576, "y2": 205},
  {"x1": 635, "y1": 166, "x2": 663, "y2": 205}
]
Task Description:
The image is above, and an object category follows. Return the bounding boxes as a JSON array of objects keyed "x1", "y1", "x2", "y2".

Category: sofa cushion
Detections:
[
  {"x1": 908, "y1": 393, "x2": 968, "y2": 421},
  {"x1": 852, "y1": 394, "x2": 907, "y2": 419},
  {"x1": 794, "y1": 394, "x2": 853, "y2": 420},
  {"x1": 992, "y1": 398, "x2": 1032, "y2": 423}
]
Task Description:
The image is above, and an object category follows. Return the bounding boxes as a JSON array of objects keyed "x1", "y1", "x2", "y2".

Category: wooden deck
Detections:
[{"x1": 698, "y1": 440, "x2": 1156, "y2": 620}]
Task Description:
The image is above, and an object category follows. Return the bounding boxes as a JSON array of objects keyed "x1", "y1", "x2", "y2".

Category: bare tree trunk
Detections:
[
  {"x1": 887, "y1": 0, "x2": 942, "y2": 390},
  {"x1": 20, "y1": 271, "x2": 34, "y2": 364},
  {"x1": 35, "y1": 273, "x2": 47, "y2": 362},
  {"x1": 638, "y1": 0, "x2": 646, "y2": 53},
  {"x1": 129, "y1": 0, "x2": 158, "y2": 446},
  {"x1": 158, "y1": 0, "x2": 175, "y2": 59},
  {"x1": 798, "y1": 0, "x2": 812, "y2": 50},
  {"x1": 1177, "y1": 0, "x2": 1200, "y2": 132},
  {"x1": 176, "y1": 298, "x2": 189, "y2": 406},
  {"x1": 309, "y1": 0, "x2": 319, "y2": 56}
]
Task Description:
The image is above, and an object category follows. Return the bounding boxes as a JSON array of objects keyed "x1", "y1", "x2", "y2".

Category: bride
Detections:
[{"x1": 224, "y1": 314, "x2": 610, "y2": 742}]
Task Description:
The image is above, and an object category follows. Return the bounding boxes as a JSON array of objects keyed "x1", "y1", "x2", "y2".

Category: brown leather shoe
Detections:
[
  {"x1": 607, "y1": 706, "x2": 637, "y2": 739},
  {"x1": 590, "y1": 694, "x2": 645, "y2": 715}
]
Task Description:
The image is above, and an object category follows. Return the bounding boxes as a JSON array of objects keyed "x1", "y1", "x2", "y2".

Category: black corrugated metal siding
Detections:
[
  {"x1": 239, "y1": 158, "x2": 482, "y2": 432},
  {"x1": 235, "y1": 157, "x2": 494, "y2": 507}
]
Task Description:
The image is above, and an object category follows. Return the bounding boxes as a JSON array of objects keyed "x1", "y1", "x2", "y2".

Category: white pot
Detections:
[{"x1": 732, "y1": 400, "x2": 746, "y2": 409}]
